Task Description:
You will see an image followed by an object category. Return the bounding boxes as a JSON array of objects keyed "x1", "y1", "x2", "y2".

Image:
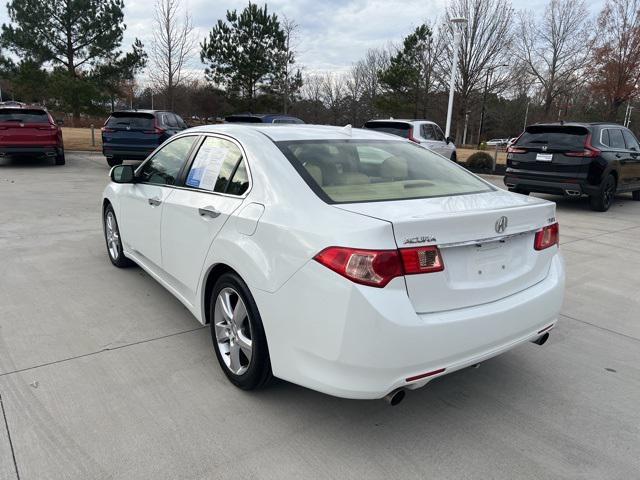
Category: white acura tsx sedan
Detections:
[{"x1": 102, "y1": 124, "x2": 565, "y2": 403}]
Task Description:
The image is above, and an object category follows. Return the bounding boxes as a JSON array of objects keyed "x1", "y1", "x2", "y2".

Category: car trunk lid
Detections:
[
  {"x1": 0, "y1": 109, "x2": 57, "y2": 146},
  {"x1": 337, "y1": 190, "x2": 557, "y2": 313}
]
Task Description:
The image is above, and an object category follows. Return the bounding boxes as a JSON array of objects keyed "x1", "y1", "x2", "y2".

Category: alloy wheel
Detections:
[
  {"x1": 213, "y1": 287, "x2": 253, "y2": 375},
  {"x1": 105, "y1": 211, "x2": 121, "y2": 260}
]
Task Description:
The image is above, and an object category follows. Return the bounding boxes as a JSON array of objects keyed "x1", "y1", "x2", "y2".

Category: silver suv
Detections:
[{"x1": 363, "y1": 119, "x2": 457, "y2": 162}]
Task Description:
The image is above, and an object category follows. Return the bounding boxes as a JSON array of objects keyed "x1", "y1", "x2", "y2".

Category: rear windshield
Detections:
[
  {"x1": 364, "y1": 121, "x2": 411, "y2": 139},
  {"x1": 517, "y1": 126, "x2": 588, "y2": 150},
  {"x1": 106, "y1": 113, "x2": 154, "y2": 130},
  {"x1": 0, "y1": 109, "x2": 49, "y2": 123},
  {"x1": 278, "y1": 140, "x2": 493, "y2": 203}
]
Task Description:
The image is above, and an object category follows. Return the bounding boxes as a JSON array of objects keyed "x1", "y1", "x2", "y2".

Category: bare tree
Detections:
[
  {"x1": 514, "y1": 0, "x2": 592, "y2": 116},
  {"x1": 322, "y1": 73, "x2": 346, "y2": 125},
  {"x1": 149, "y1": 0, "x2": 196, "y2": 110},
  {"x1": 590, "y1": 0, "x2": 640, "y2": 119},
  {"x1": 442, "y1": 0, "x2": 513, "y2": 141},
  {"x1": 301, "y1": 74, "x2": 325, "y2": 123}
]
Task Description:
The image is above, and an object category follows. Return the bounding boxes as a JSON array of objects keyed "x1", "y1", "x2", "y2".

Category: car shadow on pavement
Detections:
[{"x1": 0, "y1": 156, "x2": 59, "y2": 168}]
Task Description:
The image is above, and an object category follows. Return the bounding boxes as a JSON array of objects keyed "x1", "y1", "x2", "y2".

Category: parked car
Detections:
[
  {"x1": 363, "y1": 119, "x2": 457, "y2": 161},
  {"x1": 101, "y1": 110, "x2": 188, "y2": 167},
  {"x1": 103, "y1": 124, "x2": 564, "y2": 403},
  {"x1": 486, "y1": 138, "x2": 509, "y2": 147},
  {"x1": 0, "y1": 105, "x2": 65, "y2": 165},
  {"x1": 225, "y1": 113, "x2": 304, "y2": 124},
  {"x1": 505, "y1": 122, "x2": 640, "y2": 211}
]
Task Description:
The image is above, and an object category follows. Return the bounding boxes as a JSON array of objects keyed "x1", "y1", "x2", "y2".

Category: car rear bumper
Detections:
[
  {"x1": 102, "y1": 147, "x2": 156, "y2": 160},
  {"x1": 254, "y1": 252, "x2": 565, "y2": 399},
  {"x1": 504, "y1": 173, "x2": 599, "y2": 196},
  {"x1": 0, "y1": 146, "x2": 60, "y2": 156}
]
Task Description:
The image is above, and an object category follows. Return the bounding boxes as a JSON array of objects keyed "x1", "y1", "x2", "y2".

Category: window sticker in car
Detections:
[{"x1": 186, "y1": 144, "x2": 229, "y2": 190}]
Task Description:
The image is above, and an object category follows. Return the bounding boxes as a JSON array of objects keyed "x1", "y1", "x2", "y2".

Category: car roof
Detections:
[
  {"x1": 110, "y1": 110, "x2": 171, "y2": 115},
  {"x1": 530, "y1": 122, "x2": 625, "y2": 129},
  {"x1": 366, "y1": 119, "x2": 437, "y2": 125},
  {"x1": 184, "y1": 123, "x2": 406, "y2": 142}
]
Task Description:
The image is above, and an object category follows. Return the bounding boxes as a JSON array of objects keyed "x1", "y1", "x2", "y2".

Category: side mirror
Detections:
[
  {"x1": 446, "y1": 136, "x2": 454, "y2": 145},
  {"x1": 110, "y1": 164, "x2": 135, "y2": 183},
  {"x1": 56, "y1": 118, "x2": 64, "y2": 125}
]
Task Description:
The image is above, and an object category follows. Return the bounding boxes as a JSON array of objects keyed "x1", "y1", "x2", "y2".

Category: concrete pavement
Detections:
[{"x1": 0, "y1": 153, "x2": 639, "y2": 479}]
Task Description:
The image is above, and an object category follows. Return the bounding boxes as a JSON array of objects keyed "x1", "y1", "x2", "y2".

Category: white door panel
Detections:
[
  {"x1": 161, "y1": 189, "x2": 243, "y2": 300},
  {"x1": 119, "y1": 184, "x2": 173, "y2": 267}
]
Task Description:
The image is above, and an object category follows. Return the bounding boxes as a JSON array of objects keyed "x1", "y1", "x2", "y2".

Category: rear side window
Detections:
[
  {"x1": 608, "y1": 129, "x2": 625, "y2": 149},
  {"x1": 421, "y1": 124, "x2": 436, "y2": 140},
  {"x1": 0, "y1": 109, "x2": 49, "y2": 123},
  {"x1": 164, "y1": 113, "x2": 178, "y2": 128},
  {"x1": 138, "y1": 135, "x2": 197, "y2": 185},
  {"x1": 517, "y1": 126, "x2": 588, "y2": 150},
  {"x1": 622, "y1": 129, "x2": 639, "y2": 150},
  {"x1": 106, "y1": 113, "x2": 154, "y2": 130},
  {"x1": 278, "y1": 140, "x2": 493, "y2": 203},
  {"x1": 364, "y1": 121, "x2": 411, "y2": 139},
  {"x1": 185, "y1": 136, "x2": 249, "y2": 195}
]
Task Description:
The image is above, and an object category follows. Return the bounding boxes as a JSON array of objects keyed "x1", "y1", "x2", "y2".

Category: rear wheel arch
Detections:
[{"x1": 203, "y1": 263, "x2": 241, "y2": 325}]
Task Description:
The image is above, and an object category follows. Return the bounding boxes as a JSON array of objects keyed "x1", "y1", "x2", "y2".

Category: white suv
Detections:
[{"x1": 364, "y1": 119, "x2": 457, "y2": 161}]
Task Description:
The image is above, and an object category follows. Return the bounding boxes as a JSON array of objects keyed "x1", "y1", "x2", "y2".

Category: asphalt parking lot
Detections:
[{"x1": 1, "y1": 151, "x2": 639, "y2": 480}]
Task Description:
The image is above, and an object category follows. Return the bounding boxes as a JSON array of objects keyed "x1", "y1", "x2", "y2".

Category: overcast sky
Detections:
[{"x1": 0, "y1": 0, "x2": 606, "y2": 78}]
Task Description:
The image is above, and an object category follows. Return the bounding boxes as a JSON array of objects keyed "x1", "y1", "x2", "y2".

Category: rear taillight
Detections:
[
  {"x1": 399, "y1": 246, "x2": 444, "y2": 274},
  {"x1": 144, "y1": 127, "x2": 165, "y2": 134},
  {"x1": 101, "y1": 127, "x2": 114, "y2": 133},
  {"x1": 408, "y1": 128, "x2": 419, "y2": 144},
  {"x1": 314, "y1": 245, "x2": 444, "y2": 288},
  {"x1": 507, "y1": 146, "x2": 526, "y2": 154},
  {"x1": 314, "y1": 247, "x2": 403, "y2": 287},
  {"x1": 37, "y1": 124, "x2": 57, "y2": 130},
  {"x1": 565, "y1": 133, "x2": 601, "y2": 157},
  {"x1": 534, "y1": 223, "x2": 559, "y2": 250}
]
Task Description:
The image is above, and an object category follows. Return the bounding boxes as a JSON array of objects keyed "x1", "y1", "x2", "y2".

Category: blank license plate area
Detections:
[{"x1": 536, "y1": 153, "x2": 553, "y2": 162}]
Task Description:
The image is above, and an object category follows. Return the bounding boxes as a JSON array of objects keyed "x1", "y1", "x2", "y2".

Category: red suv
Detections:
[{"x1": 0, "y1": 106, "x2": 65, "y2": 165}]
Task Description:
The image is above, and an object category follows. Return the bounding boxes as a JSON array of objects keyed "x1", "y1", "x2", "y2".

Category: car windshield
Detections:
[
  {"x1": 517, "y1": 126, "x2": 588, "y2": 150},
  {"x1": 0, "y1": 109, "x2": 49, "y2": 123},
  {"x1": 278, "y1": 139, "x2": 493, "y2": 203},
  {"x1": 364, "y1": 122, "x2": 411, "y2": 139},
  {"x1": 106, "y1": 113, "x2": 155, "y2": 130}
]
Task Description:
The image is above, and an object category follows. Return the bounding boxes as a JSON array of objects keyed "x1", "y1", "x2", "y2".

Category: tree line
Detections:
[{"x1": 1, "y1": 0, "x2": 640, "y2": 143}]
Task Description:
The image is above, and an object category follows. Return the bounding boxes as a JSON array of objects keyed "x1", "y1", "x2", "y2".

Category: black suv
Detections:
[{"x1": 504, "y1": 122, "x2": 640, "y2": 211}]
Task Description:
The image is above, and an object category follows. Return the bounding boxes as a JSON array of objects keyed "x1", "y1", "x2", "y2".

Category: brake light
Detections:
[
  {"x1": 399, "y1": 246, "x2": 444, "y2": 274},
  {"x1": 144, "y1": 127, "x2": 166, "y2": 134},
  {"x1": 507, "y1": 146, "x2": 526, "y2": 154},
  {"x1": 101, "y1": 127, "x2": 114, "y2": 133},
  {"x1": 534, "y1": 223, "x2": 559, "y2": 250},
  {"x1": 37, "y1": 124, "x2": 57, "y2": 130},
  {"x1": 314, "y1": 245, "x2": 445, "y2": 287},
  {"x1": 408, "y1": 128, "x2": 419, "y2": 143},
  {"x1": 565, "y1": 133, "x2": 601, "y2": 157}
]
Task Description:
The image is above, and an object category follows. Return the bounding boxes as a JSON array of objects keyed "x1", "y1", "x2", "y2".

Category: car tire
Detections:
[
  {"x1": 55, "y1": 150, "x2": 65, "y2": 165},
  {"x1": 210, "y1": 272, "x2": 273, "y2": 390},
  {"x1": 590, "y1": 174, "x2": 616, "y2": 212},
  {"x1": 508, "y1": 187, "x2": 530, "y2": 196},
  {"x1": 107, "y1": 157, "x2": 123, "y2": 167},
  {"x1": 632, "y1": 190, "x2": 640, "y2": 201},
  {"x1": 103, "y1": 205, "x2": 133, "y2": 268},
  {"x1": 450, "y1": 152, "x2": 457, "y2": 163}
]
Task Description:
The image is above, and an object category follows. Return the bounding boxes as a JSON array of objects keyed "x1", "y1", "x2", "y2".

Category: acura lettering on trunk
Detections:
[{"x1": 103, "y1": 124, "x2": 565, "y2": 403}]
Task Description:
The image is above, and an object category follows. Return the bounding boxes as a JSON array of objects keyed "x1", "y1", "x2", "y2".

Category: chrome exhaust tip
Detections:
[
  {"x1": 565, "y1": 190, "x2": 581, "y2": 197},
  {"x1": 531, "y1": 332, "x2": 550, "y2": 346},
  {"x1": 384, "y1": 388, "x2": 406, "y2": 406}
]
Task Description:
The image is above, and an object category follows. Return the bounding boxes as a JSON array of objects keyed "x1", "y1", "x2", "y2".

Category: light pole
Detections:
[
  {"x1": 445, "y1": 17, "x2": 467, "y2": 140},
  {"x1": 477, "y1": 63, "x2": 508, "y2": 147}
]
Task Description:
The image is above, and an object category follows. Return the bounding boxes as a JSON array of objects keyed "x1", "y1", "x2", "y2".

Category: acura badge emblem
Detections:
[
  {"x1": 495, "y1": 216, "x2": 508, "y2": 234},
  {"x1": 541, "y1": 145, "x2": 548, "y2": 151}
]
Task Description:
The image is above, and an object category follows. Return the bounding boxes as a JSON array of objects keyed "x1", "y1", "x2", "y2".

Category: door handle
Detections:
[
  {"x1": 199, "y1": 206, "x2": 221, "y2": 219},
  {"x1": 148, "y1": 197, "x2": 162, "y2": 206}
]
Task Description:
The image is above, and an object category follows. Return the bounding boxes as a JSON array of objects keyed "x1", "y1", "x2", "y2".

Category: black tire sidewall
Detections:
[
  {"x1": 591, "y1": 174, "x2": 616, "y2": 211},
  {"x1": 209, "y1": 273, "x2": 272, "y2": 390},
  {"x1": 103, "y1": 205, "x2": 130, "y2": 267}
]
